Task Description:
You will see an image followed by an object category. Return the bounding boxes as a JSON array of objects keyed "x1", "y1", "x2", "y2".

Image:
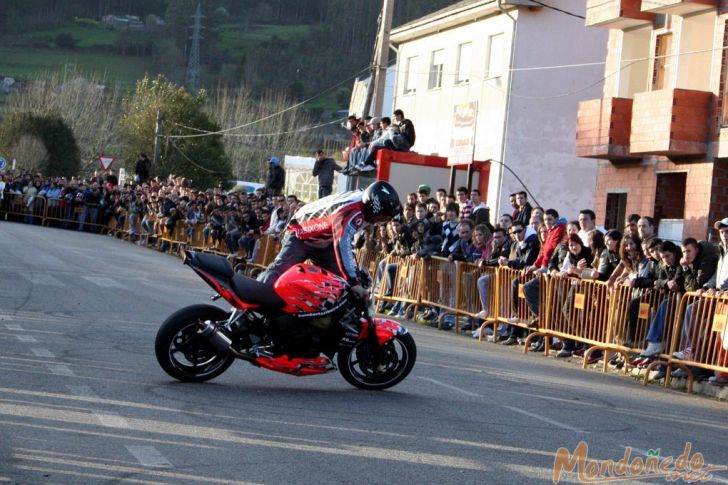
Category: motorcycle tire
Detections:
[
  {"x1": 155, "y1": 304, "x2": 235, "y2": 382},
  {"x1": 337, "y1": 333, "x2": 416, "y2": 391}
]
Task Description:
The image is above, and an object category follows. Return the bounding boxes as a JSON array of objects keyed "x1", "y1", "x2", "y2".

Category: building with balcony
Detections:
[
  {"x1": 577, "y1": 0, "x2": 728, "y2": 240},
  {"x1": 389, "y1": 0, "x2": 607, "y2": 219}
]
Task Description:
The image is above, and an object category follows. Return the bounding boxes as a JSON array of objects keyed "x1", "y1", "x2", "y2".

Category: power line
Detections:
[
  {"x1": 166, "y1": 66, "x2": 371, "y2": 139},
  {"x1": 169, "y1": 140, "x2": 226, "y2": 174},
  {"x1": 526, "y1": 0, "x2": 585, "y2": 20}
]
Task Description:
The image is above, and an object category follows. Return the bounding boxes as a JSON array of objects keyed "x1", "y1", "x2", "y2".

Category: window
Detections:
[
  {"x1": 404, "y1": 56, "x2": 418, "y2": 94},
  {"x1": 428, "y1": 49, "x2": 444, "y2": 90},
  {"x1": 456, "y1": 42, "x2": 472, "y2": 84},
  {"x1": 486, "y1": 33, "x2": 504, "y2": 79},
  {"x1": 651, "y1": 32, "x2": 672, "y2": 90},
  {"x1": 605, "y1": 193, "x2": 627, "y2": 231}
]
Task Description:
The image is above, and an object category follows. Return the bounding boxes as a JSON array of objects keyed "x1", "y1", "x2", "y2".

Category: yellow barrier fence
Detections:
[
  {"x1": 1, "y1": 193, "x2": 47, "y2": 224},
  {"x1": 420, "y1": 256, "x2": 461, "y2": 330},
  {"x1": 641, "y1": 292, "x2": 728, "y2": 392},
  {"x1": 373, "y1": 255, "x2": 423, "y2": 320},
  {"x1": 457, "y1": 262, "x2": 497, "y2": 336},
  {"x1": 539, "y1": 277, "x2": 611, "y2": 367}
]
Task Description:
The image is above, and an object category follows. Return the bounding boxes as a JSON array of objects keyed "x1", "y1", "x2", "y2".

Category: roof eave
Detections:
[{"x1": 390, "y1": 0, "x2": 509, "y2": 45}]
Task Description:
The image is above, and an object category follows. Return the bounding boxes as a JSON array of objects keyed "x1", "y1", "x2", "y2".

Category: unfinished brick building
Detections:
[{"x1": 576, "y1": 0, "x2": 728, "y2": 241}]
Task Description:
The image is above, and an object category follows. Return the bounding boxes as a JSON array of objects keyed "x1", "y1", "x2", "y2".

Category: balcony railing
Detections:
[
  {"x1": 640, "y1": 0, "x2": 717, "y2": 15},
  {"x1": 576, "y1": 98, "x2": 640, "y2": 160},
  {"x1": 630, "y1": 88, "x2": 713, "y2": 157},
  {"x1": 585, "y1": 0, "x2": 655, "y2": 28}
]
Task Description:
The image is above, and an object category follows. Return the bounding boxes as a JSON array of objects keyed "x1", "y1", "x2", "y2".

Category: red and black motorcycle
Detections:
[{"x1": 155, "y1": 250, "x2": 416, "y2": 390}]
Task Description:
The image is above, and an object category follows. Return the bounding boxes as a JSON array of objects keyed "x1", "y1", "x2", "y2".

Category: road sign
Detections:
[
  {"x1": 99, "y1": 155, "x2": 115, "y2": 170},
  {"x1": 0, "y1": 158, "x2": 6, "y2": 170}
]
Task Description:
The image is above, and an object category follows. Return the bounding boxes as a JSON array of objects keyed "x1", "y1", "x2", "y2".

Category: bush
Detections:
[
  {"x1": 0, "y1": 111, "x2": 81, "y2": 176},
  {"x1": 55, "y1": 33, "x2": 77, "y2": 49}
]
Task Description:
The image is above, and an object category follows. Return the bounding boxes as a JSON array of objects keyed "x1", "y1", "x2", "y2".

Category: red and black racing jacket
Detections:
[{"x1": 286, "y1": 191, "x2": 365, "y2": 282}]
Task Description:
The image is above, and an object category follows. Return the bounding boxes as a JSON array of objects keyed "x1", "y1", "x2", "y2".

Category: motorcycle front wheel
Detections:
[
  {"x1": 155, "y1": 304, "x2": 235, "y2": 382},
  {"x1": 337, "y1": 333, "x2": 416, "y2": 390}
]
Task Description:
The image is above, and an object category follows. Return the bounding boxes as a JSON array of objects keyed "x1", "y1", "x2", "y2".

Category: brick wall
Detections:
[
  {"x1": 576, "y1": 98, "x2": 635, "y2": 159},
  {"x1": 594, "y1": 157, "x2": 714, "y2": 238}
]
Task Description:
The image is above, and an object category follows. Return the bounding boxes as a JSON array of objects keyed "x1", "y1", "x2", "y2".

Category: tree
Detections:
[
  {"x1": 0, "y1": 111, "x2": 81, "y2": 176},
  {"x1": 2, "y1": 71, "x2": 124, "y2": 175},
  {"x1": 120, "y1": 75, "x2": 232, "y2": 189}
]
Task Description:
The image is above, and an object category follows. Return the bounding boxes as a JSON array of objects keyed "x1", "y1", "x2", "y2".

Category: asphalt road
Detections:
[{"x1": 0, "y1": 221, "x2": 726, "y2": 485}]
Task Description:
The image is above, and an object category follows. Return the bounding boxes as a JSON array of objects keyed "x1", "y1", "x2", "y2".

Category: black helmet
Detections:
[{"x1": 361, "y1": 181, "x2": 402, "y2": 222}]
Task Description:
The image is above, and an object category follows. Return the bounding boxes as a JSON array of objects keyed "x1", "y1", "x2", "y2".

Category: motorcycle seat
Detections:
[
  {"x1": 231, "y1": 273, "x2": 286, "y2": 308},
  {"x1": 189, "y1": 252, "x2": 234, "y2": 279}
]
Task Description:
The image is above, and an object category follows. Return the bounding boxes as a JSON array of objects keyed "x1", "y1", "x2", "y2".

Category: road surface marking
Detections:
[
  {"x1": 16, "y1": 336, "x2": 37, "y2": 343},
  {"x1": 5, "y1": 324, "x2": 23, "y2": 331},
  {"x1": 125, "y1": 445, "x2": 172, "y2": 468},
  {"x1": 95, "y1": 412, "x2": 129, "y2": 428},
  {"x1": 66, "y1": 385, "x2": 99, "y2": 399},
  {"x1": 417, "y1": 376, "x2": 482, "y2": 397},
  {"x1": 503, "y1": 405, "x2": 587, "y2": 434},
  {"x1": 31, "y1": 348, "x2": 55, "y2": 358},
  {"x1": 80, "y1": 276, "x2": 123, "y2": 288},
  {"x1": 47, "y1": 364, "x2": 74, "y2": 376},
  {"x1": 28, "y1": 274, "x2": 63, "y2": 287}
]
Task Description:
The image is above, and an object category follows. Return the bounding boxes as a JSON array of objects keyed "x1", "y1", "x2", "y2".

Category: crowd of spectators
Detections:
[
  {"x1": 0, "y1": 165, "x2": 303, "y2": 260},
  {"x1": 342, "y1": 109, "x2": 416, "y2": 175},
  {"x1": 2, "y1": 148, "x2": 727, "y2": 388}
]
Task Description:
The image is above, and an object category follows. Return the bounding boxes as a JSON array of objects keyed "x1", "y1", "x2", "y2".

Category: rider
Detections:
[{"x1": 258, "y1": 181, "x2": 402, "y2": 298}]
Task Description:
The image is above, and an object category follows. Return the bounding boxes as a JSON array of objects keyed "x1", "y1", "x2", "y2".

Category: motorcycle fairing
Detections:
[
  {"x1": 254, "y1": 355, "x2": 334, "y2": 376},
  {"x1": 361, "y1": 318, "x2": 408, "y2": 346},
  {"x1": 274, "y1": 264, "x2": 349, "y2": 316}
]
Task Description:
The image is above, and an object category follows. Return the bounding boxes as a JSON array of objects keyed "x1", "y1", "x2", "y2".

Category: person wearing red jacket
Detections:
[{"x1": 520, "y1": 209, "x2": 566, "y2": 328}]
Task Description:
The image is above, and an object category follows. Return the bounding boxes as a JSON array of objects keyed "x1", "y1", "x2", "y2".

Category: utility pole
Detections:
[
  {"x1": 185, "y1": 3, "x2": 204, "y2": 94},
  {"x1": 153, "y1": 109, "x2": 162, "y2": 165},
  {"x1": 362, "y1": 0, "x2": 394, "y2": 118}
]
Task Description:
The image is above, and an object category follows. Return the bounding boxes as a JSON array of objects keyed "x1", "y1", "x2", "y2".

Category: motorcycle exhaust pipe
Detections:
[{"x1": 197, "y1": 320, "x2": 233, "y2": 354}]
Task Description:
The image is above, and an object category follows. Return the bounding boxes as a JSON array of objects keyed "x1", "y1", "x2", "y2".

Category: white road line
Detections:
[
  {"x1": 503, "y1": 405, "x2": 587, "y2": 434},
  {"x1": 80, "y1": 276, "x2": 123, "y2": 288},
  {"x1": 31, "y1": 348, "x2": 55, "y2": 358},
  {"x1": 95, "y1": 412, "x2": 129, "y2": 428},
  {"x1": 16, "y1": 336, "x2": 37, "y2": 343},
  {"x1": 125, "y1": 445, "x2": 172, "y2": 468},
  {"x1": 47, "y1": 364, "x2": 74, "y2": 377},
  {"x1": 416, "y1": 376, "x2": 482, "y2": 397},
  {"x1": 66, "y1": 385, "x2": 99, "y2": 399},
  {"x1": 5, "y1": 325, "x2": 23, "y2": 331}
]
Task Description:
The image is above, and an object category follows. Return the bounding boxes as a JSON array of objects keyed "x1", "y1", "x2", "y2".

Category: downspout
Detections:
[{"x1": 496, "y1": 0, "x2": 517, "y2": 220}]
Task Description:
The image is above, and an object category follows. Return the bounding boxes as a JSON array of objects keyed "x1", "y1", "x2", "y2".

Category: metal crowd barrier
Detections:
[
  {"x1": 456, "y1": 262, "x2": 497, "y2": 336},
  {"x1": 539, "y1": 277, "x2": 611, "y2": 367},
  {"x1": 639, "y1": 292, "x2": 728, "y2": 393},
  {"x1": 0, "y1": 193, "x2": 47, "y2": 224},
  {"x1": 42, "y1": 198, "x2": 108, "y2": 233},
  {"x1": 420, "y1": 256, "x2": 461, "y2": 330},
  {"x1": 382, "y1": 255, "x2": 423, "y2": 319}
]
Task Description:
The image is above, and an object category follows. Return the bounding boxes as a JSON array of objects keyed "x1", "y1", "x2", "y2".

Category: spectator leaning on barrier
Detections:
[
  {"x1": 585, "y1": 229, "x2": 622, "y2": 281},
  {"x1": 635, "y1": 240, "x2": 684, "y2": 361},
  {"x1": 439, "y1": 203, "x2": 461, "y2": 257},
  {"x1": 515, "y1": 209, "x2": 566, "y2": 329},
  {"x1": 670, "y1": 237, "x2": 719, "y2": 356},
  {"x1": 311, "y1": 149, "x2": 342, "y2": 199}
]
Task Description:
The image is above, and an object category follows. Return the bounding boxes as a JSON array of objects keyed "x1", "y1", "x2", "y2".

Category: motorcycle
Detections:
[{"x1": 154, "y1": 250, "x2": 416, "y2": 390}]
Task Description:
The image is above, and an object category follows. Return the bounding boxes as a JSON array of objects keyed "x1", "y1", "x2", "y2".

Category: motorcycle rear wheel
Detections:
[
  {"x1": 337, "y1": 333, "x2": 416, "y2": 390},
  {"x1": 155, "y1": 304, "x2": 235, "y2": 382}
]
